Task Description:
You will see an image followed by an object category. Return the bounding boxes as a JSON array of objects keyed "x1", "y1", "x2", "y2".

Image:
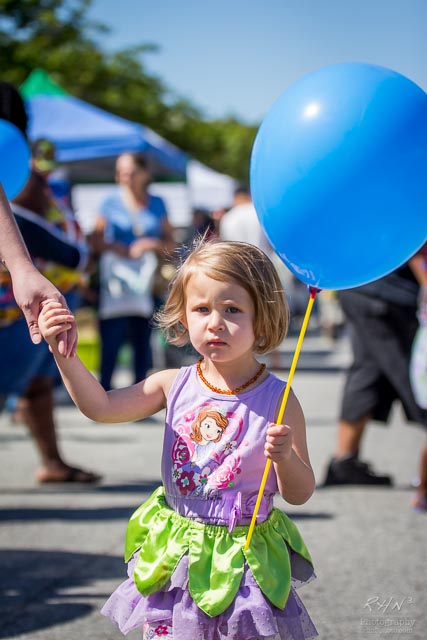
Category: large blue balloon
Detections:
[
  {"x1": 0, "y1": 119, "x2": 31, "y2": 199},
  {"x1": 250, "y1": 63, "x2": 427, "y2": 290}
]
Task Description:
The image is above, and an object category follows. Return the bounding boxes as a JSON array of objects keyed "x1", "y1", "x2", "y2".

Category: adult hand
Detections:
[
  {"x1": 128, "y1": 237, "x2": 160, "y2": 259},
  {"x1": 11, "y1": 266, "x2": 77, "y2": 356},
  {"x1": 418, "y1": 285, "x2": 427, "y2": 325}
]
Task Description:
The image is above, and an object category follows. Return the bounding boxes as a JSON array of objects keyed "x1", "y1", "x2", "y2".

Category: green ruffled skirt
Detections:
[{"x1": 124, "y1": 486, "x2": 314, "y2": 618}]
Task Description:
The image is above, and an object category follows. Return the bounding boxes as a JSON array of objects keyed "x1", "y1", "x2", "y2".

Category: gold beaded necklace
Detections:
[{"x1": 196, "y1": 358, "x2": 266, "y2": 395}]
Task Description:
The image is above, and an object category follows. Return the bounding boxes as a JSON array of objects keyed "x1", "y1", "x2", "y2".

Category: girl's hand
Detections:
[
  {"x1": 38, "y1": 300, "x2": 76, "y2": 351},
  {"x1": 264, "y1": 423, "x2": 293, "y2": 463}
]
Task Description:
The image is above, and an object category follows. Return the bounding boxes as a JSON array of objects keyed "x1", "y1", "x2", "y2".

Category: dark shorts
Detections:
[
  {"x1": 0, "y1": 292, "x2": 79, "y2": 410},
  {"x1": 0, "y1": 318, "x2": 57, "y2": 402},
  {"x1": 339, "y1": 290, "x2": 426, "y2": 427}
]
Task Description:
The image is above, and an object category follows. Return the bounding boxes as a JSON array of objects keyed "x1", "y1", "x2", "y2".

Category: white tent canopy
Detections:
[{"x1": 187, "y1": 160, "x2": 236, "y2": 211}]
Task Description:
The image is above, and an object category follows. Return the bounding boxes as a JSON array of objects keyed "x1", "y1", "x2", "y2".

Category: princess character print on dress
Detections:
[{"x1": 171, "y1": 405, "x2": 246, "y2": 498}]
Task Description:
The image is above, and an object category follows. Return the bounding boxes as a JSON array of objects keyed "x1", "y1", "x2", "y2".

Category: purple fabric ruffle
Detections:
[{"x1": 101, "y1": 551, "x2": 317, "y2": 640}]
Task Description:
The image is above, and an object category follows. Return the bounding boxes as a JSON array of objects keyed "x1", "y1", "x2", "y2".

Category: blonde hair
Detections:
[{"x1": 156, "y1": 238, "x2": 289, "y2": 355}]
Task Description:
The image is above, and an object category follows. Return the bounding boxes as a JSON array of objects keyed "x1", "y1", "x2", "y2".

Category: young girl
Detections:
[{"x1": 39, "y1": 239, "x2": 317, "y2": 640}]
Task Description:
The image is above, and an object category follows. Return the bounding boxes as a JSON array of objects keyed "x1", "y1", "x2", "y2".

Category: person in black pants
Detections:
[{"x1": 323, "y1": 256, "x2": 427, "y2": 502}]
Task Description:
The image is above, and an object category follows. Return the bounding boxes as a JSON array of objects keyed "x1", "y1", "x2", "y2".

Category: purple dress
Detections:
[{"x1": 102, "y1": 365, "x2": 317, "y2": 639}]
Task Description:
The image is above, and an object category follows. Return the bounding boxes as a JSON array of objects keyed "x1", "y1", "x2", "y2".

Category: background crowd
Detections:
[{"x1": 0, "y1": 78, "x2": 426, "y2": 512}]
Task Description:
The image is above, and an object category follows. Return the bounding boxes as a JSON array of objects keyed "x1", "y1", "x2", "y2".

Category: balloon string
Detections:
[{"x1": 244, "y1": 287, "x2": 318, "y2": 551}]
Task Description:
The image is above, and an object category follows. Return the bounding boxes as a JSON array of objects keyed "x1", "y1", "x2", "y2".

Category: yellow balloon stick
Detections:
[{"x1": 244, "y1": 288, "x2": 318, "y2": 551}]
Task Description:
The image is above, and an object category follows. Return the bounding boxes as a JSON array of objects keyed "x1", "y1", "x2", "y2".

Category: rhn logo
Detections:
[
  {"x1": 360, "y1": 596, "x2": 417, "y2": 635},
  {"x1": 363, "y1": 596, "x2": 414, "y2": 614}
]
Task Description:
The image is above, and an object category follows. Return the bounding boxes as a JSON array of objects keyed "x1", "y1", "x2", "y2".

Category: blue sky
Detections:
[{"x1": 88, "y1": 0, "x2": 427, "y2": 123}]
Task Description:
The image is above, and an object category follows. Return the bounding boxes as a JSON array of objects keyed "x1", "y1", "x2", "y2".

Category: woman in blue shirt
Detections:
[{"x1": 90, "y1": 153, "x2": 175, "y2": 390}]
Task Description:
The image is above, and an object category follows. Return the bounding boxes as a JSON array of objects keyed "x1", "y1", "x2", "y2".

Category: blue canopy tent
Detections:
[{"x1": 21, "y1": 70, "x2": 188, "y2": 181}]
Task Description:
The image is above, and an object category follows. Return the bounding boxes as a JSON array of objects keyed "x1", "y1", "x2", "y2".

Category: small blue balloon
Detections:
[
  {"x1": 250, "y1": 63, "x2": 427, "y2": 290},
  {"x1": 0, "y1": 119, "x2": 31, "y2": 199}
]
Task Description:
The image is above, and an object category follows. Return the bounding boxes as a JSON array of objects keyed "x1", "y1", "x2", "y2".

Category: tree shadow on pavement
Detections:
[
  {"x1": 0, "y1": 548, "x2": 125, "y2": 638},
  {"x1": 0, "y1": 505, "x2": 139, "y2": 522},
  {"x1": 0, "y1": 479, "x2": 162, "y2": 497}
]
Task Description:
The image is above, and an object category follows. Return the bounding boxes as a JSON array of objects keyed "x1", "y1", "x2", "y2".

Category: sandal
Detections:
[{"x1": 36, "y1": 466, "x2": 102, "y2": 484}]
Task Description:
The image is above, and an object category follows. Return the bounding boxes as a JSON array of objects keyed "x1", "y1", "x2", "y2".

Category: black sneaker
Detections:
[{"x1": 322, "y1": 456, "x2": 393, "y2": 486}]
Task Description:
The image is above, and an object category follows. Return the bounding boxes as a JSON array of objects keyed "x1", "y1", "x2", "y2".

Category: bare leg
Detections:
[
  {"x1": 16, "y1": 376, "x2": 100, "y2": 483},
  {"x1": 323, "y1": 413, "x2": 392, "y2": 485},
  {"x1": 335, "y1": 416, "x2": 370, "y2": 458},
  {"x1": 412, "y1": 441, "x2": 427, "y2": 511}
]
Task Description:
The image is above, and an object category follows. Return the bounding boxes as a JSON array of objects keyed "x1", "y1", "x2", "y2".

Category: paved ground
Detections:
[{"x1": 0, "y1": 331, "x2": 426, "y2": 639}]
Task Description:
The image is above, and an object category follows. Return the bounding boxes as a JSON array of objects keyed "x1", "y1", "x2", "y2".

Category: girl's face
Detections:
[
  {"x1": 199, "y1": 417, "x2": 222, "y2": 443},
  {"x1": 183, "y1": 270, "x2": 256, "y2": 365}
]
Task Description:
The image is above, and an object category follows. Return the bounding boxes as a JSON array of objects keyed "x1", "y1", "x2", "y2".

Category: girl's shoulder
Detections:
[
  {"x1": 147, "y1": 367, "x2": 181, "y2": 398},
  {"x1": 162, "y1": 367, "x2": 182, "y2": 397},
  {"x1": 163, "y1": 364, "x2": 197, "y2": 404}
]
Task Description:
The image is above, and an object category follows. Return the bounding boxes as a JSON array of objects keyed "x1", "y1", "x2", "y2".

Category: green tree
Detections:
[{"x1": 0, "y1": 0, "x2": 258, "y2": 180}]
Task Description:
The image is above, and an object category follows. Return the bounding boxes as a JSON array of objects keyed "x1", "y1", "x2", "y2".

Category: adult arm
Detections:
[
  {"x1": 87, "y1": 215, "x2": 129, "y2": 257},
  {"x1": 409, "y1": 244, "x2": 427, "y2": 279},
  {"x1": 0, "y1": 183, "x2": 33, "y2": 273},
  {"x1": 0, "y1": 183, "x2": 77, "y2": 354},
  {"x1": 129, "y1": 196, "x2": 176, "y2": 259},
  {"x1": 409, "y1": 246, "x2": 427, "y2": 295},
  {"x1": 128, "y1": 215, "x2": 175, "y2": 258}
]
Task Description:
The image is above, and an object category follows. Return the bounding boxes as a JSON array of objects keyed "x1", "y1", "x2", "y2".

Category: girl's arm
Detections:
[
  {"x1": 39, "y1": 301, "x2": 178, "y2": 423},
  {"x1": 265, "y1": 389, "x2": 315, "y2": 505}
]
